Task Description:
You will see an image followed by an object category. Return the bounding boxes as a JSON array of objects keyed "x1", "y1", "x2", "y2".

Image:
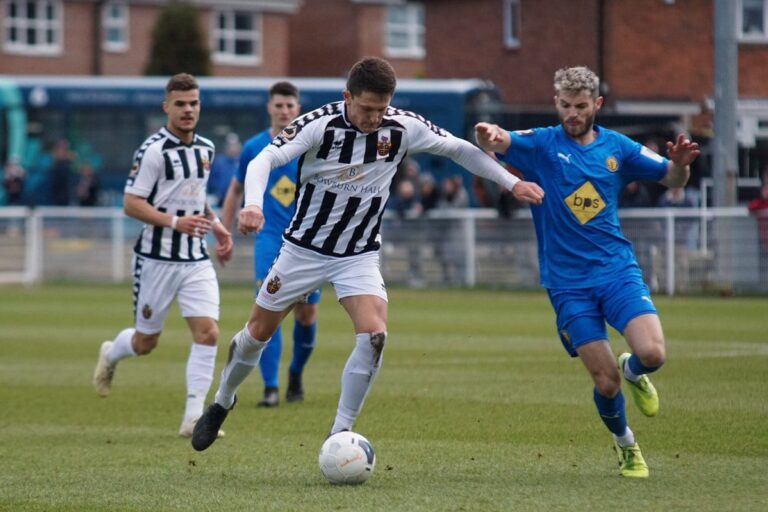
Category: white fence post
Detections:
[{"x1": 24, "y1": 209, "x2": 43, "y2": 284}]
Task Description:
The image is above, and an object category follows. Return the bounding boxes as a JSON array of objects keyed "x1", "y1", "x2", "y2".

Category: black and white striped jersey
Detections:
[
  {"x1": 125, "y1": 127, "x2": 215, "y2": 262},
  {"x1": 245, "y1": 101, "x2": 518, "y2": 258}
]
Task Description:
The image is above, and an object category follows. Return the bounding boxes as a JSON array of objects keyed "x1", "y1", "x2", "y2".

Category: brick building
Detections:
[{"x1": 1, "y1": 0, "x2": 768, "y2": 180}]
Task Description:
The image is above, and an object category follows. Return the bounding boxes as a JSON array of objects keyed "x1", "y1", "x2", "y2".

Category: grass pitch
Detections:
[{"x1": 1, "y1": 284, "x2": 766, "y2": 511}]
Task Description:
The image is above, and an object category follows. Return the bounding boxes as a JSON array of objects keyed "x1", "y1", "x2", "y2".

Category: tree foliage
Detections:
[{"x1": 144, "y1": 1, "x2": 212, "y2": 76}]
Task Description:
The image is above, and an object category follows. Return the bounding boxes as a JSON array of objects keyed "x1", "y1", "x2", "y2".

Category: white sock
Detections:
[
  {"x1": 614, "y1": 426, "x2": 636, "y2": 447},
  {"x1": 214, "y1": 327, "x2": 267, "y2": 409},
  {"x1": 622, "y1": 358, "x2": 641, "y2": 383},
  {"x1": 183, "y1": 343, "x2": 218, "y2": 423},
  {"x1": 331, "y1": 332, "x2": 386, "y2": 434},
  {"x1": 106, "y1": 328, "x2": 137, "y2": 364}
]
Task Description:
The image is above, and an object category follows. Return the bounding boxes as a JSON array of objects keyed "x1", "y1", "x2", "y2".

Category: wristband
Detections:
[
  {"x1": 171, "y1": 215, "x2": 179, "y2": 230},
  {"x1": 211, "y1": 217, "x2": 221, "y2": 225}
]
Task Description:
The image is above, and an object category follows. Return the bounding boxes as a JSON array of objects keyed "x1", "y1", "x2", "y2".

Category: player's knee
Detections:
[
  {"x1": 637, "y1": 344, "x2": 666, "y2": 369},
  {"x1": 594, "y1": 370, "x2": 621, "y2": 398},
  {"x1": 635, "y1": 338, "x2": 667, "y2": 368},
  {"x1": 195, "y1": 324, "x2": 219, "y2": 345},
  {"x1": 133, "y1": 333, "x2": 159, "y2": 355}
]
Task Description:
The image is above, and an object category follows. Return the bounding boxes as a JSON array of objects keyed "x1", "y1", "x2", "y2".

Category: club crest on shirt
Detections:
[
  {"x1": 142, "y1": 304, "x2": 153, "y2": 319},
  {"x1": 266, "y1": 275, "x2": 282, "y2": 294},
  {"x1": 377, "y1": 136, "x2": 392, "y2": 156},
  {"x1": 201, "y1": 157, "x2": 211, "y2": 172},
  {"x1": 279, "y1": 125, "x2": 297, "y2": 141},
  {"x1": 606, "y1": 156, "x2": 619, "y2": 172}
]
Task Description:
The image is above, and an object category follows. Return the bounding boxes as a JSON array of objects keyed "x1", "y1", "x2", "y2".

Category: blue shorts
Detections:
[
  {"x1": 547, "y1": 275, "x2": 657, "y2": 358},
  {"x1": 255, "y1": 238, "x2": 321, "y2": 305}
]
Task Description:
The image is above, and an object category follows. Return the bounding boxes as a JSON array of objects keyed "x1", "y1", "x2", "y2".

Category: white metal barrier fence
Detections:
[{"x1": 1, "y1": 206, "x2": 765, "y2": 295}]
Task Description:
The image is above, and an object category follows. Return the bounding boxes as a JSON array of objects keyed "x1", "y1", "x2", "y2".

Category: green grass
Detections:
[{"x1": 1, "y1": 284, "x2": 766, "y2": 511}]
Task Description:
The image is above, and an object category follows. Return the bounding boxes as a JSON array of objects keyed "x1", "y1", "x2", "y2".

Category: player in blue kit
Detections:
[
  {"x1": 218, "y1": 81, "x2": 319, "y2": 407},
  {"x1": 476, "y1": 66, "x2": 700, "y2": 478}
]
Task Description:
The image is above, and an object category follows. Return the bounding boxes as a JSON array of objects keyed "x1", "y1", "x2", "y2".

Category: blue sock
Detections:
[
  {"x1": 627, "y1": 353, "x2": 662, "y2": 375},
  {"x1": 593, "y1": 388, "x2": 628, "y2": 436},
  {"x1": 259, "y1": 326, "x2": 282, "y2": 389},
  {"x1": 289, "y1": 321, "x2": 317, "y2": 375}
]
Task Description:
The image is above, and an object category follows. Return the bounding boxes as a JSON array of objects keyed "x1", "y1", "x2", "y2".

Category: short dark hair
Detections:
[
  {"x1": 269, "y1": 81, "x2": 299, "y2": 100},
  {"x1": 165, "y1": 73, "x2": 199, "y2": 95},
  {"x1": 346, "y1": 57, "x2": 397, "y2": 97}
]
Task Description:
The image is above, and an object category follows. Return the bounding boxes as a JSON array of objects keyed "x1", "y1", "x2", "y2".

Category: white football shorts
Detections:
[
  {"x1": 255, "y1": 242, "x2": 388, "y2": 312},
  {"x1": 132, "y1": 255, "x2": 220, "y2": 334}
]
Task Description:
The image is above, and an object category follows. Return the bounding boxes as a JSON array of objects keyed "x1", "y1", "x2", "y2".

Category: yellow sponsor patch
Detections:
[
  {"x1": 565, "y1": 181, "x2": 605, "y2": 224},
  {"x1": 270, "y1": 175, "x2": 297, "y2": 208}
]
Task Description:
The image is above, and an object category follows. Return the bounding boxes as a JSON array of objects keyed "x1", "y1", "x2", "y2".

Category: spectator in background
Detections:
[
  {"x1": 3, "y1": 159, "x2": 26, "y2": 206},
  {"x1": 436, "y1": 175, "x2": 470, "y2": 284},
  {"x1": 620, "y1": 181, "x2": 652, "y2": 208},
  {"x1": 418, "y1": 172, "x2": 440, "y2": 213},
  {"x1": 76, "y1": 161, "x2": 101, "y2": 206},
  {"x1": 438, "y1": 175, "x2": 469, "y2": 209},
  {"x1": 659, "y1": 185, "x2": 700, "y2": 251},
  {"x1": 49, "y1": 138, "x2": 76, "y2": 206},
  {"x1": 748, "y1": 175, "x2": 768, "y2": 287},
  {"x1": 208, "y1": 133, "x2": 241, "y2": 207}
]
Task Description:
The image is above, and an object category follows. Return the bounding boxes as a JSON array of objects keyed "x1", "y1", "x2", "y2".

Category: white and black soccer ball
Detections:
[{"x1": 318, "y1": 431, "x2": 376, "y2": 485}]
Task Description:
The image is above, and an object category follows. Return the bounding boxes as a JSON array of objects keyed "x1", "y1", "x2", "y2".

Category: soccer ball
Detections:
[{"x1": 318, "y1": 431, "x2": 376, "y2": 484}]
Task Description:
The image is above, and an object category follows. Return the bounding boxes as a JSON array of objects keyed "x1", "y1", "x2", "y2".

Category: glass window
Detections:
[
  {"x1": 740, "y1": 0, "x2": 768, "y2": 40},
  {"x1": 102, "y1": 1, "x2": 128, "y2": 52},
  {"x1": 503, "y1": 0, "x2": 521, "y2": 48},
  {"x1": 3, "y1": 0, "x2": 62, "y2": 55},
  {"x1": 385, "y1": 2, "x2": 425, "y2": 59},
  {"x1": 212, "y1": 9, "x2": 261, "y2": 65}
]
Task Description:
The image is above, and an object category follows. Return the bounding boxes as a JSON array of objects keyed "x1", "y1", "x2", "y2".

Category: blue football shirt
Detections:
[
  {"x1": 237, "y1": 129, "x2": 299, "y2": 276},
  {"x1": 500, "y1": 124, "x2": 668, "y2": 289}
]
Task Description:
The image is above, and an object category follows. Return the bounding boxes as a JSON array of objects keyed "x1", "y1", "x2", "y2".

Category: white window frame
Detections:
[
  {"x1": 212, "y1": 9, "x2": 262, "y2": 66},
  {"x1": 2, "y1": 0, "x2": 63, "y2": 56},
  {"x1": 384, "y1": 2, "x2": 425, "y2": 59},
  {"x1": 739, "y1": 0, "x2": 768, "y2": 42},
  {"x1": 102, "y1": 1, "x2": 128, "y2": 53},
  {"x1": 503, "y1": 0, "x2": 521, "y2": 49}
]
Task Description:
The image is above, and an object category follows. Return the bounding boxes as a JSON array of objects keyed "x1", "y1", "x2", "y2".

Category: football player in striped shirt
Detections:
[
  {"x1": 191, "y1": 57, "x2": 544, "y2": 452},
  {"x1": 475, "y1": 66, "x2": 700, "y2": 477},
  {"x1": 93, "y1": 73, "x2": 233, "y2": 438},
  {"x1": 218, "y1": 81, "x2": 321, "y2": 408}
]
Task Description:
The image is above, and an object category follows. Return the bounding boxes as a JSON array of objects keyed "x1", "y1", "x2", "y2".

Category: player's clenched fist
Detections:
[
  {"x1": 238, "y1": 205, "x2": 265, "y2": 235},
  {"x1": 511, "y1": 181, "x2": 545, "y2": 205}
]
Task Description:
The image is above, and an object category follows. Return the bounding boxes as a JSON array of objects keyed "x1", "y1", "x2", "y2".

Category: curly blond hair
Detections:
[{"x1": 553, "y1": 66, "x2": 600, "y2": 98}]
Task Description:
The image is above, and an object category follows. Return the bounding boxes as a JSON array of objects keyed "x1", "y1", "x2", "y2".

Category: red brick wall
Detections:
[
  {"x1": 424, "y1": 0, "x2": 598, "y2": 104},
  {"x1": 213, "y1": 13, "x2": 292, "y2": 77},
  {"x1": 101, "y1": 5, "x2": 157, "y2": 76},
  {"x1": 739, "y1": 44, "x2": 768, "y2": 97},
  {"x1": 0, "y1": 1, "x2": 94, "y2": 74},
  {"x1": 289, "y1": 0, "x2": 360, "y2": 77},
  {"x1": 603, "y1": 0, "x2": 713, "y2": 103}
]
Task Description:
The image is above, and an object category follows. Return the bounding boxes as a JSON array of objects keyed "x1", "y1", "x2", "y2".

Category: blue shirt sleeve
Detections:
[
  {"x1": 501, "y1": 128, "x2": 544, "y2": 179},
  {"x1": 619, "y1": 137, "x2": 669, "y2": 183}
]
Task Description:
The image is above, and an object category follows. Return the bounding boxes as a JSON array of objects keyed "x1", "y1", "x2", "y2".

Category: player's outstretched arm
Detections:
[
  {"x1": 660, "y1": 134, "x2": 700, "y2": 188},
  {"x1": 475, "y1": 122, "x2": 512, "y2": 154}
]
